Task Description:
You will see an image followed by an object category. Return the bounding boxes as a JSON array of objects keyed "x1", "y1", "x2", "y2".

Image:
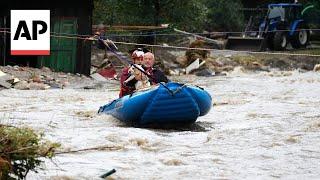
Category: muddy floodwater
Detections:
[{"x1": 1, "y1": 70, "x2": 320, "y2": 179}]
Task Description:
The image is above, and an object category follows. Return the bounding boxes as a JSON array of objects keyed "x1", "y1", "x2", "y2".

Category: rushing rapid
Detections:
[{"x1": 1, "y1": 70, "x2": 319, "y2": 179}]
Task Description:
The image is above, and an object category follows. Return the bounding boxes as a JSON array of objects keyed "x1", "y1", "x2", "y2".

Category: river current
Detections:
[{"x1": 0, "y1": 70, "x2": 319, "y2": 179}]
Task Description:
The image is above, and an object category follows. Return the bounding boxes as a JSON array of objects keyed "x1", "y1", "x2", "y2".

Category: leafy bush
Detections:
[
  {"x1": 205, "y1": 0, "x2": 245, "y2": 32},
  {"x1": 0, "y1": 125, "x2": 60, "y2": 179}
]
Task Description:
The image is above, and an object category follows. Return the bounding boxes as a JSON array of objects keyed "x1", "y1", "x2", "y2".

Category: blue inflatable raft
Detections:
[{"x1": 98, "y1": 82, "x2": 212, "y2": 126}]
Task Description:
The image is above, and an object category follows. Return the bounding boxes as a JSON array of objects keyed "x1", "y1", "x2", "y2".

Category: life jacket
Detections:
[
  {"x1": 119, "y1": 67, "x2": 136, "y2": 97},
  {"x1": 145, "y1": 67, "x2": 169, "y2": 84}
]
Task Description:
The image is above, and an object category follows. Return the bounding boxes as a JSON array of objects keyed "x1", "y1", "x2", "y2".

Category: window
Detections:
[{"x1": 269, "y1": 7, "x2": 285, "y2": 20}]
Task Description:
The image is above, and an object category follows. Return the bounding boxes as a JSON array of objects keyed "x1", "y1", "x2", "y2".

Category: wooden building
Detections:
[{"x1": 0, "y1": 0, "x2": 93, "y2": 75}]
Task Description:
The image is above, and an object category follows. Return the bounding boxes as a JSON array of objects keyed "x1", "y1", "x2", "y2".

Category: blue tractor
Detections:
[{"x1": 226, "y1": 3, "x2": 310, "y2": 51}]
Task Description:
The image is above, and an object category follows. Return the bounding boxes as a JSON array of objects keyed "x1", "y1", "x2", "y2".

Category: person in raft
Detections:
[
  {"x1": 119, "y1": 50, "x2": 169, "y2": 97},
  {"x1": 143, "y1": 52, "x2": 168, "y2": 85},
  {"x1": 119, "y1": 49, "x2": 145, "y2": 97}
]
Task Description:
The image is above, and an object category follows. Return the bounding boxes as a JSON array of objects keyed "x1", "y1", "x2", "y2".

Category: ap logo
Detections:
[{"x1": 11, "y1": 10, "x2": 50, "y2": 55}]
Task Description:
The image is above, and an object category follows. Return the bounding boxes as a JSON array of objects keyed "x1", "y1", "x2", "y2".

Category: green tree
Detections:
[
  {"x1": 93, "y1": 0, "x2": 207, "y2": 32},
  {"x1": 205, "y1": 0, "x2": 245, "y2": 32},
  {"x1": 301, "y1": 0, "x2": 320, "y2": 28},
  {"x1": 160, "y1": 0, "x2": 207, "y2": 32}
]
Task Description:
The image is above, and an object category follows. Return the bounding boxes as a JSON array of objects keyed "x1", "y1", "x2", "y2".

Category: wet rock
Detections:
[
  {"x1": 47, "y1": 81, "x2": 63, "y2": 89},
  {"x1": 215, "y1": 71, "x2": 228, "y2": 76},
  {"x1": 232, "y1": 66, "x2": 246, "y2": 74},
  {"x1": 32, "y1": 75, "x2": 42, "y2": 83},
  {"x1": 58, "y1": 74, "x2": 68, "y2": 78},
  {"x1": 41, "y1": 67, "x2": 52, "y2": 72},
  {"x1": 185, "y1": 40, "x2": 210, "y2": 65},
  {"x1": 265, "y1": 58, "x2": 289, "y2": 70},
  {"x1": 214, "y1": 57, "x2": 233, "y2": 66},
  {"x1": 0, "y1": 70, "x2": 15, "y2": 89},
  {"x1": 248, "y1": 61, "x2": 270, "y2": 72},
  {"x1": 252, "y1": 61, "x2": 263, "y2": 67},
  {"x1": 169, "y1": 69, "x2": 183, "y2": 75},
  {"x1": 18, "y1": 67, "x2": 28, "y2": 71},
  {"x1": 215, "y1": 65, "x2": 234, "y2": 72},
  {"x1": 195, "y1": 69, "x2": 215, "y2": 77},
  {"x1": 313, "y1": 64, "x2": 320, "y2": 72},
  {"x1": 13, "y1": 65, "x2": 20, "y2": 71},
  {"x1": 298, "y1": 68, "x2": 308, "y2": 73},
  {"x1": 29, "y1": 82, "x2": 50, "y2": 90},
  {"x1": 175, "y1": 56, "x2": 188, "y2": 67},
  {"x1": 83, "y1": 83, "x2": 103, "y2": 89},
  {"x1": 44, "y1": 75, "x2": 54, "y2": 81},
  {"x1": 14, "y1": 81, "x2": 50, "y2": 90},
  {"x1": 14, "y1": 81, "x2": 30, "y2": 90},
  {"x1": 162, "y1": 60, "x2": 180, "y2": 69},
  {"x1": 281, "y1": 71, "x2": 293, "y2": 76},
  {"x1": 61, "y1": 81, "x2": 70, "y2": 87},
  {"x1": 267, "y1": 71, "x2": 293, "y2": 77}
]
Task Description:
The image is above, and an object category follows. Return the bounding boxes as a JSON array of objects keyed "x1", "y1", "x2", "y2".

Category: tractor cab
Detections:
[
  {"x1": 267, "y1": 4, "x2": 303, "y2": 31},
  {"x1": 268, "y1": 4, "x2": 302, "y2": 21}
]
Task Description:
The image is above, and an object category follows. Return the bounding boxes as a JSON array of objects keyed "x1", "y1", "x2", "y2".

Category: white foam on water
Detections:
[{"x1": 0, "y1": 71, "x2": 319, "y2": 179}]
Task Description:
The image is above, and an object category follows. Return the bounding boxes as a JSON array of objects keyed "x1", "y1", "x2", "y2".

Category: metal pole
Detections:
[{"x1": 3, "y1": 16, "x2": 6, "y2": 65}]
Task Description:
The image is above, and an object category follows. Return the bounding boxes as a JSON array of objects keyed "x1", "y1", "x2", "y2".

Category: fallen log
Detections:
[{"x1": 174, "y1": 28, "x2": 224, "y2": 49}]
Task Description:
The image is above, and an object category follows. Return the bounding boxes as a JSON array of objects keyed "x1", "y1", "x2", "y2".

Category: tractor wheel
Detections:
[
  {"x1": 273, "y1": 31, "x2": 287, "y2": 51},
  {"x1": 291, "y1": 25, "x2": 310, "y2": 49}
]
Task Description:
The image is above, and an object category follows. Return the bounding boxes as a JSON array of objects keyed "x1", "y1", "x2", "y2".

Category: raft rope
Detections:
[
  {"x1": 171, "y1": 83, "x2": 188, "y2": 95},
  {"x1": 102, "y1": 41, "x2": 320, "y2": 57},
  {"x1": 51, "y1": 28, "x2": 320, "y2": 38},
  {"x1": 52, "y1": 31, "x2": 320, "y2": 57},
  {"x1": 159, "y1": 82, "x2": 174, "y2": 95},
  {"x1": 1, "y1": 29, "x2": 320, "y2": 57},
  {"x1": 3, "y1": 27, "x2": 320, "y2": 35}
]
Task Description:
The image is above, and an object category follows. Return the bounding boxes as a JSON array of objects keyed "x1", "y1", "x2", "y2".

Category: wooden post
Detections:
[{"x1": 3, "y1": 16, "x2": 6, "y2": 66}]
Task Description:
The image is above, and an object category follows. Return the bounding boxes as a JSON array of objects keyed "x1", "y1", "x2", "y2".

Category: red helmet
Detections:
[
  {"x1": 131, "y1": 49, "x2": 144, "y2": 63},
  {"x1": 131, "y1": 50, "x2": 144, "y2": 58}
]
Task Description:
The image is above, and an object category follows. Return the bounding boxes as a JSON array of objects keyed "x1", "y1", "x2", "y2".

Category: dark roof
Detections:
[{"x1": 268, "y1": 3, "x2": 302, "y2": 8}]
